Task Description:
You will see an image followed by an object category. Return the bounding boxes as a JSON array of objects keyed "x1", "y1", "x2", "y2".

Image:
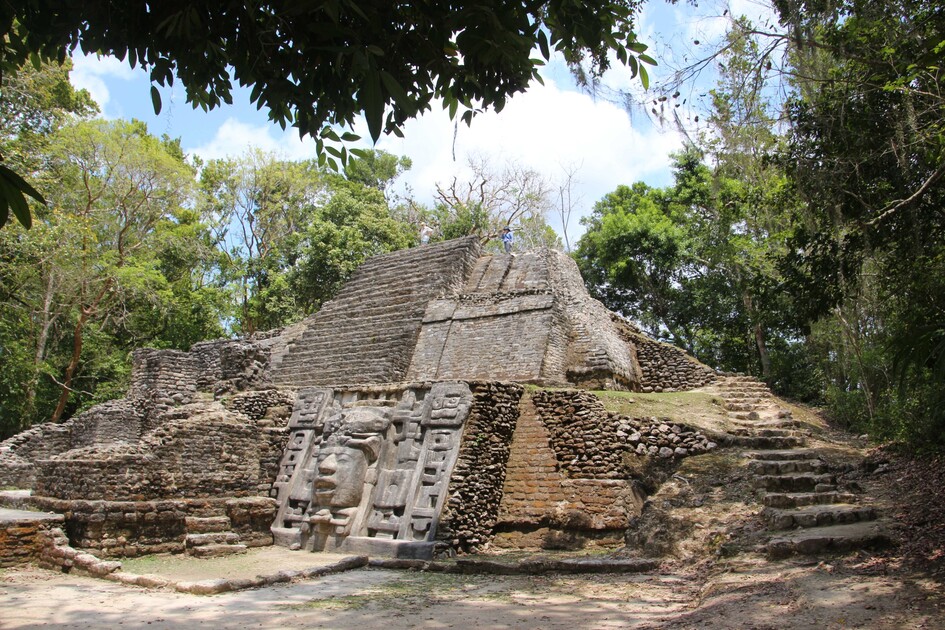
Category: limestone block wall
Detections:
[
  {"x1": 546, "y1": 252, "x2": 642, "y2": 390},
  {"x1": 615, "y1": 318, "x2": 717, "y2": 392},
  {"x1": 0, "y1": 513, "x2": 64, "y2": 568},
  {"x1": 268, "y1": 237, "x2": 481, "y2": 387},
  {"x1": 191, "y1": 340, "x2": 271, "y2": 394},
  {"x1": 34, "y1": 399, "x2": 292, "y2": 502},
  {"x1": 436, "y1": 382, "x2": 523, "y2": 552},
  {"x1": 408, "y1": 292, "x2": 560, "y2": 383},
  {"x1": 128, "y1": 348, "x2": 200, "y2": 416},
  {"x1": 23, "y1": 496, "x2": 278, "y2": 558},
  {"x1": 493, "y1": 389, "x2": 717, "y2": 550},
  {"x1": 0, "y1": 422, "x2": 73, "y2": 488},
  {"x1": 130, "y1": 341, "x2": 270, "y2": 412},
  {"x1": 69, "y1": 399, "x2": 147, "y2": 449},
  {"x1": 223, "y1": 389, "x2": 296, "y2": 495},
  {"x1": 407, "y1": 249, "x2": 645, "y2": 389}
]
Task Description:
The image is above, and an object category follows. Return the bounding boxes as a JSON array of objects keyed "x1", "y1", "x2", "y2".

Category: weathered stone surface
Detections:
[
  {"x1": 270, "y1": 382, "x2": 481, "y2": 558},
  {"x1": 0, "y1": 238, "x2": 727, "y2": 559}
]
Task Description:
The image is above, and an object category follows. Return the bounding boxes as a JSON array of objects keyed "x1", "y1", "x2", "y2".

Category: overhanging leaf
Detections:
[
  {"x1": 151, "y1": 85, "x2": 162, "y2": 115},
  {"x1": 359, "y1": 72, "x2": 384, "y2": 142}
]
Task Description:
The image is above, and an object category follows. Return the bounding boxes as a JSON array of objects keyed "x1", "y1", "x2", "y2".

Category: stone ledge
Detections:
[
  {"x1": 102, "y1": 554, "x2": 370, "y2": 595},
  {"x1": 368, "y1": 555, "x2": 661, "y2": 575}
]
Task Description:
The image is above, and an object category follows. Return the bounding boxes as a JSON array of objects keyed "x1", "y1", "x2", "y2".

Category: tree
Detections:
[
  {"x1": 0, "y1": 118, "x2": 207, "y2": 434},
  {"x1": 432, "y1": 156, "x2": 561, "y2": 250},
  {"x1": 290, "y1": 180, "x2": 413, "y2": 314},
  {"x1": 0, "y1": 0, "x2": 655, "y2": 228},
  {"x1": 198, "y1": 151, "x2": 329, "y2": 333},
  {"x1": 198, "y1": 149, "x2": 415, "y2": 333},
  {"x1": 0, "y1": 59, "x2": 97, "y2": 230},
  {"x1": 344, "y1": 150, "x2": 412, "y2": 203},
  {"x1": 774, "y1": 0, "x2": 945, "y2": 445},
  {"x1": 40, "y1": 119, "x2": 196, "y2": 421}
]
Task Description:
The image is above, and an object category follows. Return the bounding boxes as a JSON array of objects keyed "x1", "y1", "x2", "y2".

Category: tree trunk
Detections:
[
  {"x1": 50, "y1": 308, "x2": 88, "y2": 423},
  {"x1": 25, "y1": 272, "x2": 58, "y2": 419},
  {"x1": 754, "y1": 322, "x2": 772, "y2": 379},
  {"x1": 743, "y1": 290, "x2": 771, "y2": 379}
]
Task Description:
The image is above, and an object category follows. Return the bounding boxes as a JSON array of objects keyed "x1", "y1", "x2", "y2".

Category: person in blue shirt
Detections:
[{"x1": 500, "y1": 226, "x2": 513, "y2": 255}]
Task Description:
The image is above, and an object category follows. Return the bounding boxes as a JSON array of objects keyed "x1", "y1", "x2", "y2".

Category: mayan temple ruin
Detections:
[{"x1": 1, "y1": 236, "x2": 768, "y2": 567}]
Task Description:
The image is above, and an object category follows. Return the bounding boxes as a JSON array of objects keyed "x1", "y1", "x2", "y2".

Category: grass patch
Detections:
[
  {"x1": 595, "y1": 390, "x2": 722, "y2": 417},
  {"x1": 593, "y1": 390, "x2": 730, "y2": 434}
]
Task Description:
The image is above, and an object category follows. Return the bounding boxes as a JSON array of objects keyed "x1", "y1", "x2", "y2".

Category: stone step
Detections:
[
  {"x1": 727, "y1": 435, "x2": 806, "y2": 449},
  {"x1": 720, "y1": 383, "x2": 769, "y2": 390},
  {"x1": 764, "y1": 504, "x2": 878, "y2": 530},
  {"x1": 275, "y1": 342, "x2": 408, "y2": 368},
  {"x1": 748, "y1": 459, "x2": 828, "y2": 475},
  {"x1": 746, "y1": 449, "x2": 821, "y2": 461},
  {"x1": 292, "y1": 318, "x2": 416, "y2": 338},
  {"x1": 185, "y1": 532, "x2": 241, "y2": 547},
  {"x1": 732, "y1": 419, "x2": 804, "y2": 430},
  {"x1": 722, "y1": 392, "x2": 770, "y2": 399},
  {"x1": 184, "y1": 516, "x2": 231, "y2": 534},
  {"x1": 766, "y1": 521, "x2": 892, "y2": 559},
  {"x1": 187, "y1": 543, "x2": 248, "y2": 559},
  {"x1": 298, "y1": 300, "x2": 425, "y2": 325},
  {"x1": 763, "y1": 491, "x2": 859, "y2": 508},
  {"x1": 733, "y1": 428, "x2": 799, "y2": 438},
  {"x1": 756, "y1": 473, "x2": 836, "y2": 492}
]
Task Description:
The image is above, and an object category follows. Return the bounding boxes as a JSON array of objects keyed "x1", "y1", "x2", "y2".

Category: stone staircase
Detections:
[
  {"x1": 184, "y1": 516, "x2": 246, "y2": 558},
  {"x1": 268, "y1": 238, "x2": 478, "y2": 387},
  {"x1": 716, "y1": 376, "x2": 892, "y2": 558}
]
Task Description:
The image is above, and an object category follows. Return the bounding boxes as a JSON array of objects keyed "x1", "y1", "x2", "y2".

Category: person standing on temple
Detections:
[
  {"x1": 501, "y1": 226, "x2": 514, "y2": 255},
  {"x1": 419, "y1": 221, "x2": 434, "y2": 245}
]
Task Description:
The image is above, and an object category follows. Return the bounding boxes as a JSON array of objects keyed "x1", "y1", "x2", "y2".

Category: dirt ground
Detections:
[{"x1": 2, "y1": 550, "x2": 944, "y2": 629}]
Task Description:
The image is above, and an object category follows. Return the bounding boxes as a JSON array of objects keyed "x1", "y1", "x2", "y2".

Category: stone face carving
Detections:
[{"x1": 270, "y1": 382, "x2": 473, "y2": 556}]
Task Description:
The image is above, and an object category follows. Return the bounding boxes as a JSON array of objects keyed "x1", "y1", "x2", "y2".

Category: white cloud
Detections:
[
  {"x1": 70, "y1": 53, "x2": 138, "y2": 110},
  {"x1": 187, "y1": 118, "x2": 323, "y2": 162},
  {"x1": 375, "y1": 77, "x2": 682, "y2": 239}
]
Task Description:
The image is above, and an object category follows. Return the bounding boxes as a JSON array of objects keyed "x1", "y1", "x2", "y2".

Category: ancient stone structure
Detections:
[{"x1": 0, "y1": 237, "x2": 722, "y2": 562}]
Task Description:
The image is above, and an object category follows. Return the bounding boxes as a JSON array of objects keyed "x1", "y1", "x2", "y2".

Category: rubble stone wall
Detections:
[
  {"x1": 437, "y1": 382, "x2": 523, "y2": 552},
  {"x1": 615, "y1": 318, "x2": 717, "y2": 392},
  {"x1": 532, "y1": 389, "x2": 717, "y2": 466},
  {"x1": 494, "y1": 393, "x2": 642, "y2": 550}
]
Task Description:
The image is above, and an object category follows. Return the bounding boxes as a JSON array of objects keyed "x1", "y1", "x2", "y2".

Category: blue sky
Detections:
[{"x1": 68, "y1": 0, "x2": 775, "y2": 243}]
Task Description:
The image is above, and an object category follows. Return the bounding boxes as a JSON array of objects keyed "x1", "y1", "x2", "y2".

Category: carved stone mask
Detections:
[
  {"x1": 312, "y1": 407, "x2": 390, "y2": 509},
  {"x1": 313, "y1": 445, "x2": 369, "y2": 508}
]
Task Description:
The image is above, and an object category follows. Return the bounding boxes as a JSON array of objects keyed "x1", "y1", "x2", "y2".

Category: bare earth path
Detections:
[{"x1": 3, "y1": 552, "x2": 944, "y2": 629}]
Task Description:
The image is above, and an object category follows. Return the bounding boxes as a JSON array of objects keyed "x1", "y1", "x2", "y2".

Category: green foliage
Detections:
[
  {"x1": 0, "y1": 117, "x2": 215, "y2": 432},
  {"x1": 198, "y1": 150, "x2": 414, "y2": 334},
  {"x1": 773, "y1": 0, "x2": 945, "y2": 448},
  {"x1": 0, "y1": 0, "x2": 654, "y2": 227},
  {"x1": 291, "y1": 183, "x2": 413, "y2": 315},
  {"x1": 0, "y1": 58, "x2": 97, "y2": 229},
  {"x1": 576, "y1": 147, "x2": 801, "y2": 388}
]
